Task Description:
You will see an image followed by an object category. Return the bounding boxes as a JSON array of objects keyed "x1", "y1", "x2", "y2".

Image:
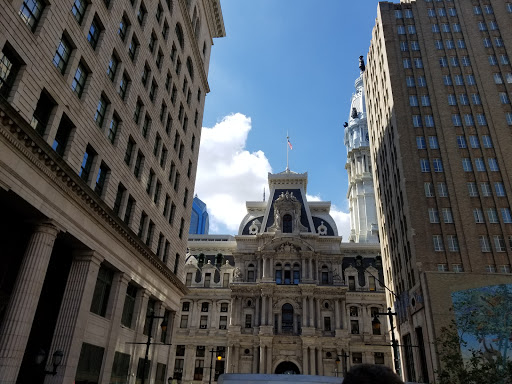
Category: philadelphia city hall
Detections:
[{"x1": 170, "y1": 68, "x2": 391, "y2": 382}]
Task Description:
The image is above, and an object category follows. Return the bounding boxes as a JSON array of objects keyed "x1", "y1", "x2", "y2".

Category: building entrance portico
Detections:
[{"x1": 275, "y1": 361, "x2": 300, "y2": 375}]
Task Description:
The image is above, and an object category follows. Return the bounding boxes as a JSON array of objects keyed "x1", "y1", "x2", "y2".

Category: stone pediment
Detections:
[{"x1": 261, "y1": 237, "x2": 314, "y2": 253}]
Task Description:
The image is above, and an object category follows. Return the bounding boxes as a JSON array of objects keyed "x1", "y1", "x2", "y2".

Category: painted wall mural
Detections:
[{"x1": 451, "y1": 284, "x2": 512, "y2": 364}]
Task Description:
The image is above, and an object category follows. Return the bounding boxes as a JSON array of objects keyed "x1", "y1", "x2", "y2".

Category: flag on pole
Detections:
[{"x1": 287, "y1": 138, "x2": 293, "y2": 150}]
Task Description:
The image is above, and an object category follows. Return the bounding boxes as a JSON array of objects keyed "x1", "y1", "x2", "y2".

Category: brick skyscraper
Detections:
[{"x1": 364, "y1": 1, "x2": 512, "y2": 382}]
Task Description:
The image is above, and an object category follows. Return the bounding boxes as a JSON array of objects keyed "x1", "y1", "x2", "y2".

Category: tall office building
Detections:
[
  {"x1": 364, "y1": 1, "x2": 512, "y2": 382},
  {"x1": 0, "y1": 0, "x2": 224, "y2": 383},
  {"x1": 189, "y1": 194, "x2": 209, "y2": 234},
  {"x1": 171, "y1": 170, "x2": 389, "y2": 382},
  {"x1": 345, "y1": 64, "x2": 379, "y2": 244}
]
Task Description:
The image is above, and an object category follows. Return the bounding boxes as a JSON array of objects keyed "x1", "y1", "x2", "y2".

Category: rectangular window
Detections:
[
  {"x1": 425, "y1": 182, "x2": 435, "y2": 197},
  {"x1": 200, "y1": 315, "x2": 208, "y2": 329},
  {"x1": 121, "y1": 284, "x2": 137, "y2": 328},
  {"x1": 87, "y1": 17, "x2": 102, "y2": 50},
  {"x1": 413, "y1": 115, "x2": 422, "y2": 127},
  {"x1": 128, "y1": 36, "x2": 138, "y2": 61},
  {"x1": 76, "y1": 343, "x2": 105, "y2": 384},
  {"x1": 429, "y1": 208, "x2": 440, "y2": 223},
  {"x1": 471, "y1": 93, "x2": 481, "y2": 105},
  {"x1": 421, "y1": 95, "x2": 431, "y2": 107},
  {"x1": 433, "y1": 235, "x2": 444, "y2": 251},
  {"x1": 118, "y1": 15, "x2": 129, "y2": 41},
  {"x1": 481, "y1": 183, "x2": 492, "y2": 197},
  {"x1": 420, "y1": 159, "x2": 430, "y2": 172},
  {"x1": 79, "y1": 145, "x2": 95, "y2": 181},
  {"x1": 501, "y1": 208, "x2": 512, "y2": 223},
  {"x1": 443, "y1": 75, "x2": 452, "y2": 85},
  {"x1": 72, "y1": 0, "x2": 87, "y2": 24},
  {"x1": 90, "y1": 265, "x2": 114, "y2": 316},
  {"x1": 474, "y1": 208, "x2": 484, "y2": 223},
  {"x1": 442, "y1": 208, "x2": 453, "y2": 223},
  {"x1": 108, "y1": 115, "x2": 119, "y2": 144},
  {"x1": 53, "y1": 36, "x2": 72, "y2": 74},
  {"x1": 432, "y1": 24, "x2": 439, "y2": 32},
  {"x1": 439, "y1": 57, "x2": 448, "y2": 68},
  {"x1": 475, "y1": 158, "x2": 485, "y2": 172},
  {"x1": 425, "y1": 115, "x2": 434, "y2": 127},
  {"x1": 124, "y1": 195, "x2": 134, "y2": 225},
  {"x1": 488, "y1": 158, "x2": 499, "y2": 171},
  {"x1": 438, "y1": 182, "x2": 448, "y2": 197},
  {"x1": 457, "y1": 136, "x2": 466, "y2": 148},
  {"x1": 416, "y1": 136, "x2": 426, "y2": 149},
  {"x1": 495, "y1": 182, "x2": 506, "y2": 197},
  {"x1": 410, "y1": 95, "x2": 419, "y2": 107},
  {"x1": 111, "y1": 352, "x2": 131, "y2": 384},
  {"x1": 94, "y1": 162, "x2": 109, "y2": 196},
  {"x1": 72, "y1": 62, "x2": 88, "y2": 98},
  {"x1": 137, "y1": 211, "x2": 147, "y2": 238},
  {"x1": 487, "y1": 208, "x2": 499, "y2": 223},
  {"x1": 433, "y1": 158, "x2": 443, "y2": 172},
  {"x1": 447, "y1": 235, "x2": 459, "y2": 252},
  {"x1": 19, "y1": 0, "x2": 44, "y2": 31},
  {"x1": 462, "y1": 158, "x2": 472, "y2": 172}
]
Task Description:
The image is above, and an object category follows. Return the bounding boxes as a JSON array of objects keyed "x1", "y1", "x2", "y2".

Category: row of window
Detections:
[
  {"x1": 427, "y1": 7, "x2": 458, "y2": 17},
  {"x1": 437, "y1": 263, "x2": 511, "y2": 273},
  {"x1": 424, "y1": 181, "x2": 510, "y2": 199},
  {"x1": 76, "y1": 343, "x2": 169, "y2": 384},
  {"x1": 428, "y1": 206, "x2": 512, "y2": 224},
  {"x1": 433, "y1": 234, "x2": 512, "y2": 253},
  {"x1": 461, "y1": 157, "x2": 500, "y2": 172},
  {"x1": 412, "y1": 112, "x2": 489, "y2": 127}
]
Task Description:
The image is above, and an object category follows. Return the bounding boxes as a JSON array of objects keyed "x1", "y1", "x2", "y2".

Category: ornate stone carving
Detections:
[
  {"x1": 317, "y1": 221, "x2": 327, "y2": 236},
  {"x1": 268, "y1": 191, "x2": 308, "y2": 233}
]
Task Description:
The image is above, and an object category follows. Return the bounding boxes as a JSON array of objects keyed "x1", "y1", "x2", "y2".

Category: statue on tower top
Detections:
[{"x1": 359, "y1": 55, "x2": 365, "y2": 72}]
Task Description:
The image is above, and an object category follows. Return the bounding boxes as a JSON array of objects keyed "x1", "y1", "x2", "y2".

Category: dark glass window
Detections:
[
  {"x1": 0, "y1": 45, "x2": 21, "y2": 97},
  {"x1": 75, "y1": 343, "x2": 105, "y2": 384},
  {"x1": 90, "y1": 265, "x2": 114, "y2": 317},
  {"x1": 71, "y1": 62, "x2": 88, "y2": 98},
  {"x1": 110, "y1": 352, "x2": 130, "y2": 384},
  {"x1": 94, "y1": 162, "x2": 109, "y2": 196},
  {"x1": 79, "y1": 145, "x2": 95, "y2": 182},
  {"x1": 72, "y1": 0, "x2": 87, "y2": 24},
  {"x1": 30, "y1": 89, "x2": 56, "y2": 135},
  {"x1": 53, "y1": 36, "x2": 72, "y2": 74},
  {"x1": 19, "y1": 0, "x2": 44, "y2": 31},
  {"x1": 87, "y1": 17, "x2": 101, "y2": 49},
  {"x1": 52, "y1": 114, "x2": 74, "y2": 156},
  {"x1": 282, "y1": 304, "x2": 293, "y2": 333},
  {"x1": 283, "y1": 214, "x2": 292, "y2": 233},
  {"x1": 121, "y1": 284, "x2": 137, "y2": 327}
]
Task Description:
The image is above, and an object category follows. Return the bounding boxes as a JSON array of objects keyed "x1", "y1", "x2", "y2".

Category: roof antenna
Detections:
[{"x1": 263, "y1": 187, "x2": 266, "y2": 202}]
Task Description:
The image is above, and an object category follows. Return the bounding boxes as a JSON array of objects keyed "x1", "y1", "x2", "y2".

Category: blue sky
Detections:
[{"x1": 195, "y1": 1, "x2": 381, "y2": 238}]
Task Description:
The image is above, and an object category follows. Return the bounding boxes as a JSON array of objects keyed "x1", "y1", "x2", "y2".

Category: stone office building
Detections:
[
  {"x1": 0, "y1": 0, "x2": 224, "y2": 383},
  {"x1": 172, "y1": 170, "x2": 391, "y2": 382}
]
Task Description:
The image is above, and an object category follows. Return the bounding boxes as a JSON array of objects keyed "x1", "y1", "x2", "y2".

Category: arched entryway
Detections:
[{"x1": 275, "y1": 361, "x2": 300, "y2": 374}]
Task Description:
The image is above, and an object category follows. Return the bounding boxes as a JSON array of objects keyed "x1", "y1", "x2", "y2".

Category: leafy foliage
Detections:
[{"x1": 436, "y1": 322, "x2": 512, "y2": 384}]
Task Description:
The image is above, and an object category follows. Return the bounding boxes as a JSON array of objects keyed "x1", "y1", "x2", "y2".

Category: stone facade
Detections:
[
  {"x1": 171, "y1": 171, "x2": 391, "y2": 382},
  {"x1": 364, "y1": 1, "x2": 512, "y2": 382},
  {"x1": 344, "y1": 69, "x2": 378, "y2": 244},
  {"x1": 0, "y1": 1, "x2": 224, "y2": 383}
]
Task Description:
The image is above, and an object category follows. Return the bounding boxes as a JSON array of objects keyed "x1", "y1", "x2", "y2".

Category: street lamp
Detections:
[
  {"x1": 128, "y1": 311, "x2": 171, "y2": 384},
  {"x1": 208, "y1": 348, "x2": 224, "y2": 384},
  {"x1": 334, "y1": 350, "x2": 349, "y2": 377},
  {"x1": 372, "y1": 308, "x2": 400, "y2": 376},
  {"x1": 35, "y1": 349, "x2": 64, "y2": 375}
]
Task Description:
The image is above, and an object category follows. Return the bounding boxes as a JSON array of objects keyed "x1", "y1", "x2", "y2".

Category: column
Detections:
[
  {"x1": 317, "y1": 348, "x2": 323, "y2": 375},
  {"x1": 277, "y1": 313, "x2": 282, "y2": 334},
  {"x1": 334, "y1": 300, "x2": 341, "y2": 329},
  {"x1": 341, "y1": 300, "x2": 348, "y2": 329},
  {"x1": 232, "y1": 345, "x2": 239, "y2": 373},
  {"x1": 259, "y1": 346, "x2": 265, "y2": 373},
  {"x1": 308, "y1": 259, "x2": 313, "y2": 280},
  {"x1": 266, "y1": 345, "x2": 272, "y2": 374},
  {"x1": 309, "y1": 348, "x2": 316, "y2": 375},
  {"x1": 227, "y1": 344, "x2": 233, "y2": 374},
  {"x1": 255, "y1": 297, "x2": 260, "y2": 327},
  {"x1": 92, "y1": 272, "x2": 130, "y2": 384},
  {"x1": 135, "y1": 290, "x2": 150, "y2": 334},
  {"x1": 293, "y1": 314, "x2": 298, "y2": 334},
  {"x1": 268, "y1": 296, "x2": 273, "y2": 327},
  {"x1": 229, "y1": 297, "x2": 236, "y2": 326},
  {"x1": 316, "y1": 299, "x2": 321, "y2": 328},
  {"x1": 252, "y1": 346, "x2": 258, "y2": 373},
  {"x1": 302, "y1": 347, "x2": 309, "y2": 375},
  {"x1": 301, "y1": 258, "x2": 306, "y2": 281},
  {"x1": 210, "y1": 300, "x2": 218, "y2": 329},
  {"x1": 0, "y1": 222, "x2": 59, "y2": 384},
  {"x1": 262, "y1": 257, "x2": 267, "y2": 278},
  {"x1": 261, "y1": 296, "x2": 267, "y2": 326},
  {"x1": 302, "y1": 297, "x2": 308, "y2": 327},
  {"x1": 269, "y1": 256, "x2": 274, "y2": 279},
  {"x1": 309, "y1": 297, "x2": 314, "y2": 328},
  {"x1": 46, "y1": 250, "x2": 104, "y2": 384}
]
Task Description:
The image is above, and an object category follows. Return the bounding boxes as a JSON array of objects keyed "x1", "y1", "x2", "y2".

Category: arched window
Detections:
[
  {"x1": 282, "y1": 304, "x2": 293, "y2": 333},
  {"x1": 293, "y1": 263, "x2": 300, "y2": 284},
  {"x1": 284, "y1": 263, "x2": 291, "y2": 284},
  {"x1": 247, "y1": 263, "x2": 255, "y2": 282},
  {"x1": 275, "y1": 263, "x2": 282, "y2": 284},
  {"x1": 283, "y1": 214, "x2": 292, "y2": 233},
  {"x1": 175, "y1": 23, "x2": 184, "y2": 49},
  {"x1": 186, "y1": 56, "x2": 194, "y2": 81}
]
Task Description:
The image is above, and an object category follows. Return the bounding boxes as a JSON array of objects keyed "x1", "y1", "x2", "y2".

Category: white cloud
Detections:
[
  {"x1": 195, "y1": 113, "x2": 272, "y2": 233},
  {"x1": 307, "y1": 194, "x2": 351, "y2": 241},
  {"x1": 196, "y1": 114, "x2": 352, "y2": 238}
]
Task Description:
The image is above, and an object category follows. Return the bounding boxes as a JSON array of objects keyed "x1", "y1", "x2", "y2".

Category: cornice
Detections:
[{"x1": 0, "y1": 100, "x2": 188, "y2": 295}]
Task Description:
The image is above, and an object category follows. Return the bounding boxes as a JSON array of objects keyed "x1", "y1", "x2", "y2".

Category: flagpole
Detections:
[{"x1": 286, "y1": 132, "x2": 289, "y2": 171}]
